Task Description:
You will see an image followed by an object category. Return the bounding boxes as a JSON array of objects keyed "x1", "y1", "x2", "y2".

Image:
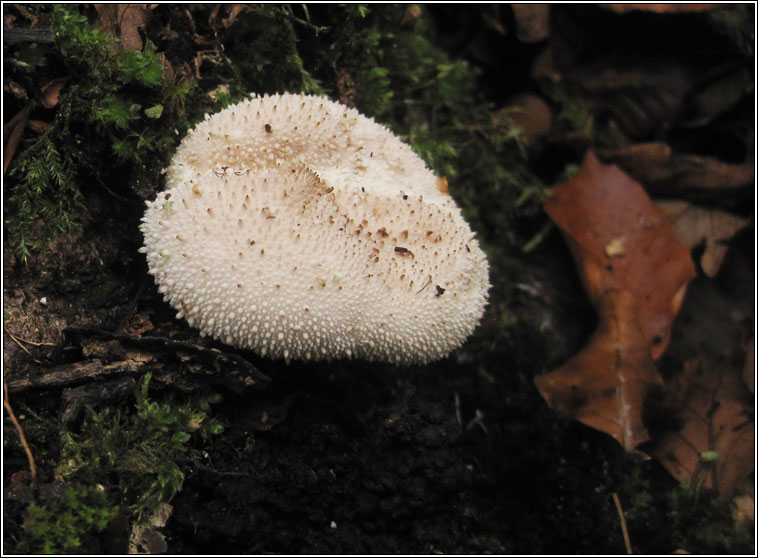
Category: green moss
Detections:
[
  {"x1": 614, "y1": 454, "x2": 754, "y2": 554},
  {"x1": 665, "y1": 483, "x2": 753, "y2": 553},
  {"x1": 14, "y1": 485, "x2": 117, "y2": 554},
  {"x1": 214, "y1": 5, "x2": 324, "y2": 96},
  {"x1": 6, "y1": 132, "x2": 83, "y2": 260},
  {"x1": 4, "y1": 5, "x2": 200, "y2": 261},
  {"x1": 57, "y1": 373, "x2": 223, "y2": 521}
]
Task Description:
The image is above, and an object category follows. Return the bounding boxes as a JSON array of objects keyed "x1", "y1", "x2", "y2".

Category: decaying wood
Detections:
[
  {"x1": 61, "y1": 376, "x2": 137, "y2": 424},
  {"x1": 7, "y1": 328, "x2": 271, "y2": 394},
  {"x1": 6, "y1": 354, "x2": 155, "y2": 393},
  {"x1": 67, "y1": 327, "x2": 271, "y2": 387},
  {"x1": 2, "y1": 27, "x2": 55, "y2": 45}
]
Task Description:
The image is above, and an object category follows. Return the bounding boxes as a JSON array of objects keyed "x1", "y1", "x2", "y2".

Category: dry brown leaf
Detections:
[
  {"x1": 512, "y1": 4, "x2": 550, "y2": 43},
  {"x1": 479, "y1": 5, "x2": 506, "y2": 35},
  {"x1": 3, "y1": 105, "x2": 30, "y2": 175},
  {"x1": 209, "y1": 4, "x2": 246, "y2": 30},
  {"x1": 649, "y1": 360, "x2": 754, "y2": 497},
  {"x1": 95, "y1": 4, "x2": 155, "y2": 50},
  {"x1": 40, "y1": 78, "x2": 66, "y2": 109},
  {"x1": 657, "y1": 200, "x2": 748, "y2": 278},
  {"x1": 601, "y1": 4, "x2": 721, "y2": 14},
  {"x1": 543, "y1": 151, "x2": 696, "y2": 358},
  {"x1": 644, "y1": 273, "x2": 755, "y2": 498},
  {"x1": 597, "y1": 143, "x2": 754, "y2": 193},
  {"x1": 536, "y1": 151, "x2": 696, "y2": 452},
  {"x1": 122, "y1": 312, "x2": 154, "y2": 337},
  {"x1": 535, "y1": 291, "x2": 663, "y2": 452},
  {"x1": 5, "y1": 79, "x2": 28, "y2": 102},
  {"x1": 400, "y1": 4, "x2": 422, "y2": 29},
  {"x1": 732, "y1": 479, "x2": 754, "y2": 525},
  {"x1": 498, "y1": 94, "x2": 552, "y2": 143},
  {"x1": 742, "y1": 338, "x2": 753, "y2": 395},
  {"x1": 26, "y1": 120, "x2": 51, "y2": 134},
  {"x1": 158, "y1": 53, "x2": 176, "y2": 81}
]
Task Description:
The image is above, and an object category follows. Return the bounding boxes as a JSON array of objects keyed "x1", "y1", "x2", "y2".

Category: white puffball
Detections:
[{"x1": 140, "y1": 93, "x2": 490, "y2": 364}]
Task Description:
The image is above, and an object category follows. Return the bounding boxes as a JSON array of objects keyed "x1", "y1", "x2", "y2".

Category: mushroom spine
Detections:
[{"x1": 140, "y1": 93, "x2": 490, "y2": 365}]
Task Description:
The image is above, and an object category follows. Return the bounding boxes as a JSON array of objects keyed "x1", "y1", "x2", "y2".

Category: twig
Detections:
[
  {"x1": 64, "y1": 326, "x2": 271, "y2": 390},
  {"x1": 4, "y1": 325, "x2": 44, "y2": 364},
  {"x1": 6, "y1": 354, "x2": 155, "y2": 393},
  {"x1": 277, "y1": 4, "x2": 330, "y2": 35},
  {"x1": 611, "y1": 492, "x2": 633, "y2": 554},
  {"x1": 4, "y1": 326, "x2": 57, "y2": 347},
  {"x1": 89, "y1": 170, "x2": 133, "y2": 203},
  {"x1": 3, "y1": 379, "x2": 38, "y2": 489},
  {"x1": 199, "y1": 466, "x2": 249, "y2": 477}
]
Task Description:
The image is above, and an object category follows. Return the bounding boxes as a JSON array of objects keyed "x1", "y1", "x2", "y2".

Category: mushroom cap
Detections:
[{"x1": 140, "y1": 93, "x2": 489, "y2": 364}]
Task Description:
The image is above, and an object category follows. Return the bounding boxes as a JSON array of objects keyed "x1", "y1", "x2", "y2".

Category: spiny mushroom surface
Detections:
[{"x1": 140, "y1": 93, "x2": 490, "y2": 365}]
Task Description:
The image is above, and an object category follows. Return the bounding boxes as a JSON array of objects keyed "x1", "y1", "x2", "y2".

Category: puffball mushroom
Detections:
[{"x1": 140, "y1": 93, "x2": 490, "y2": 365}]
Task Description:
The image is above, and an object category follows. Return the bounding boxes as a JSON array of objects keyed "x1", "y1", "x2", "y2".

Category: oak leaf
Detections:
[
  {"x1": 543, "y1": 151, "x2": 696, "y2": 358},
  {"x1": 644, "y1": 276, "x2": 754, "y2": 498},
  {"x1": 535, "y1": 291, "x2": 663, "y2": 451},
  {"x1": 650, "y1": 359, "x2": 754, "y2": 497},
  {"x1": 95, "y1": 4, "x2": 156, "y2": 51},
  {"x1": 535, "y1": 151, "x2": 696, "y2": 452},
  {"x1": 656, "y1": 200, "x2": 748, "y2": 278}
]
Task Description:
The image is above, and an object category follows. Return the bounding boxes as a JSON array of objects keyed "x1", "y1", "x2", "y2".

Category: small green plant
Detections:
[
  {"x1": 57, "y1": 373, "x2": 223, "y2": 520},
  {"x1": 14, "y1": 484, "x2": 117, "y2": 554}
]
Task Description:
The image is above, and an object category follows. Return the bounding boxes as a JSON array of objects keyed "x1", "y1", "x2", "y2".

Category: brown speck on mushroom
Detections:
[
  {"x1": 394, "y1": 247, "x2": 414, "y2": 258},
  {"x1": 436, "y1": 176, "x2": 449, "y2": 194}
]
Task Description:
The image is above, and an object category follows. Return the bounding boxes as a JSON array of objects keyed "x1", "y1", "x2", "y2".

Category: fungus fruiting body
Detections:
[{"x1": 140, "y1": 93, "x2": 489, "y2": 365}]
